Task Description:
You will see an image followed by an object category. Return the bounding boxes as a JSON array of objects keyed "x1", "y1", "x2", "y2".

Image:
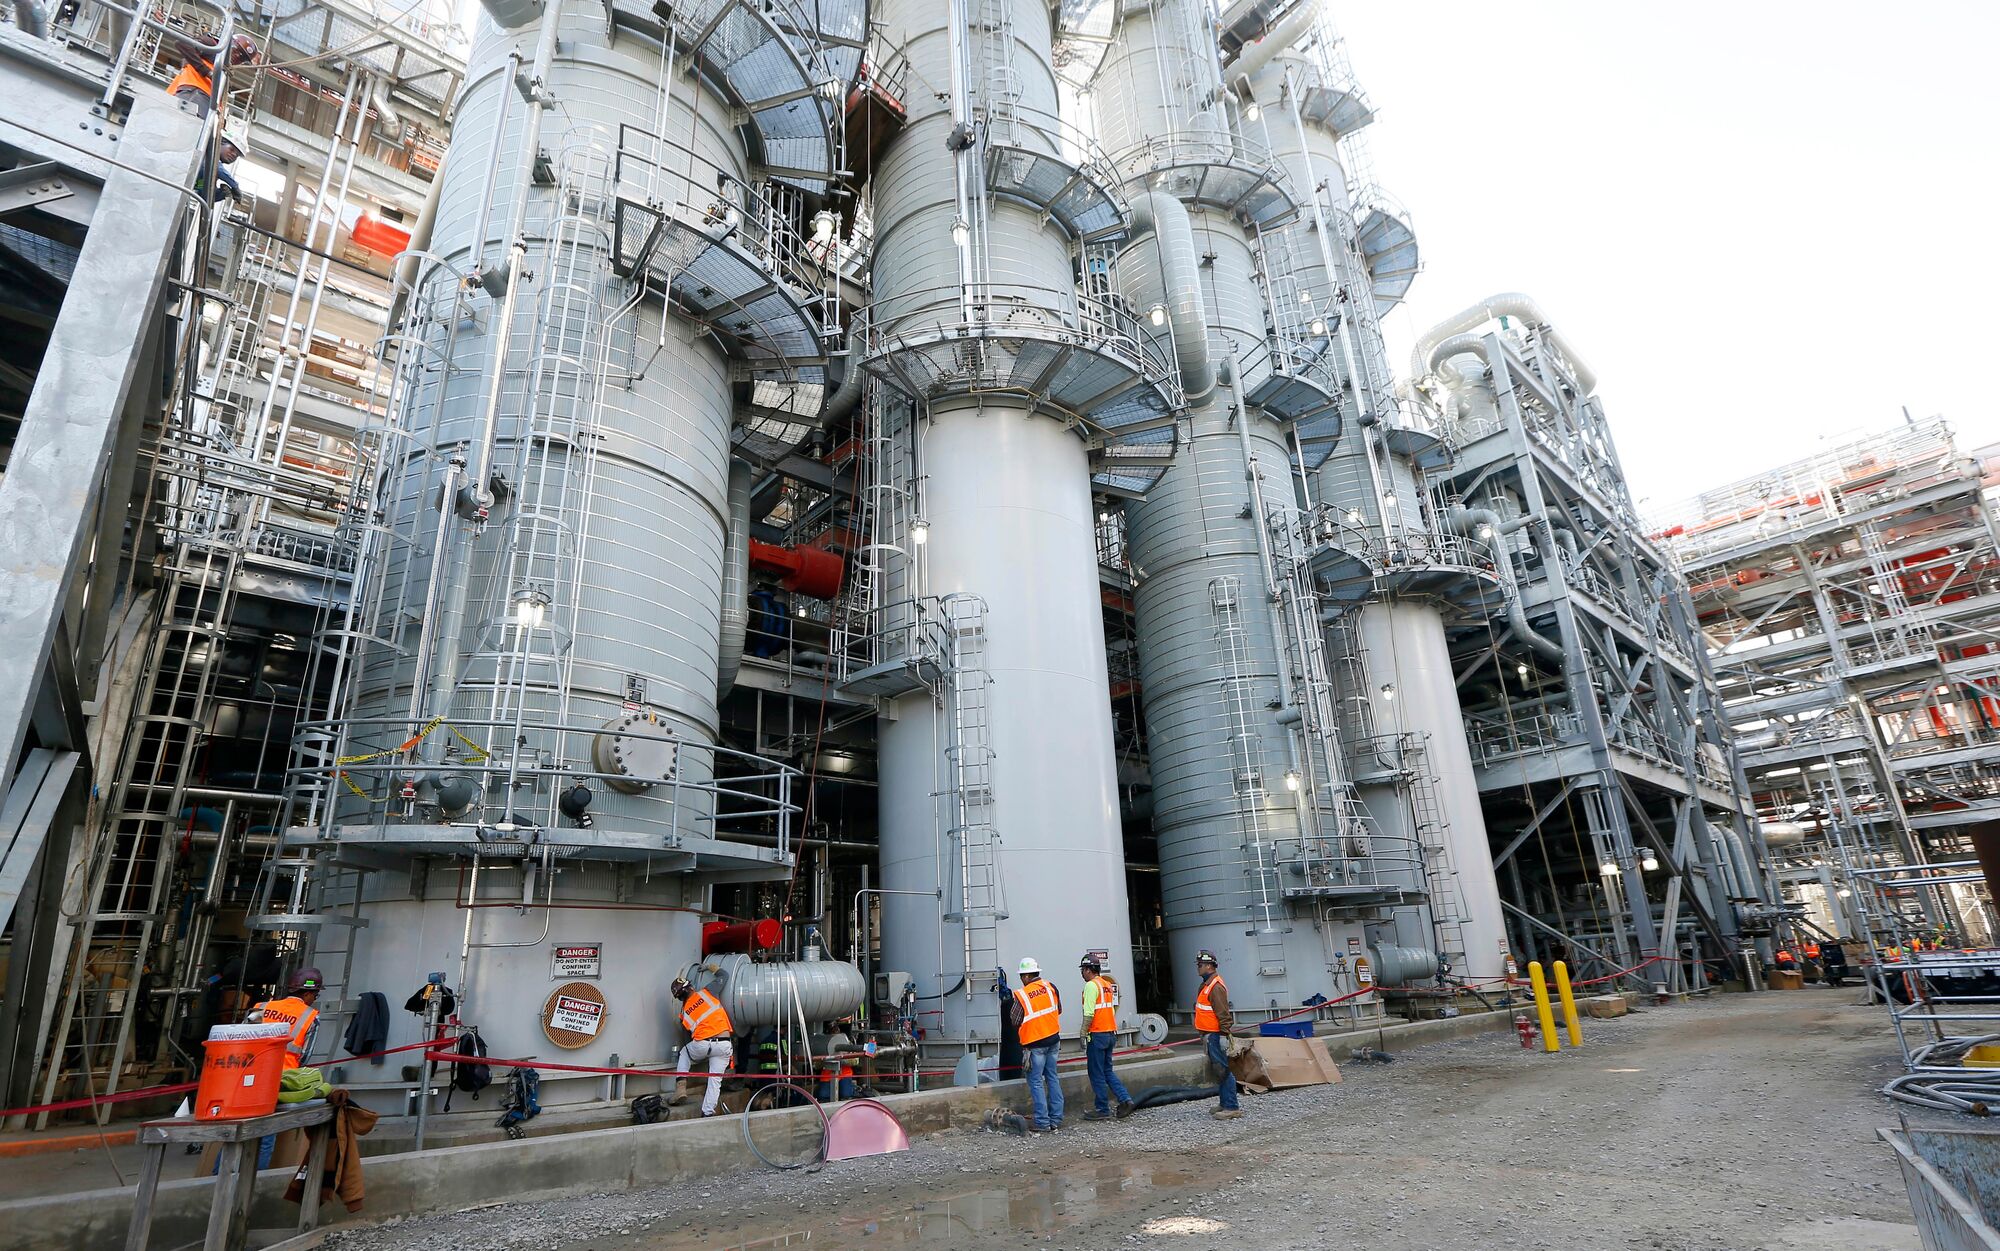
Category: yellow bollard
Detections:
[
  {"x1": 1553, "y1": 960, "x2": 1583, "y2": 1047},
  {"x1": 1527, "y1": 961, "x2": 1560, "y2": 1052}
]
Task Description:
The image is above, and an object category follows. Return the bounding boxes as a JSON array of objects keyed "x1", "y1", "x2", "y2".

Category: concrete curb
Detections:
[{"x1": 6, "y1": 1009, "x2": 1509, "y2": 1249}]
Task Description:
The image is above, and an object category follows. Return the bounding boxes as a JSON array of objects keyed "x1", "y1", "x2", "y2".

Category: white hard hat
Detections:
[{"x1": 1017, "y1": 957, "x2": 1040, "y2": 975}]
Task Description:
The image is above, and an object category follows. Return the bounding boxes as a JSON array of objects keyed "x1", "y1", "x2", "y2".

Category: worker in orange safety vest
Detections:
[
  {"x1": 1006, "y1": 957, "x2": 1063, "y2": 1133},
  {"x1": 166, "y1": 33, "x2": 258, "y2": 117},
  {"x1": 1194, "y1": 950, "x2": 1240, "y2": 1120},
  {"x1": 670, "y1": 977, "x2": 734, "y2": 1116},
  {"x1": 248, "y1": 967, "x2": 322, "y2": 1070}
]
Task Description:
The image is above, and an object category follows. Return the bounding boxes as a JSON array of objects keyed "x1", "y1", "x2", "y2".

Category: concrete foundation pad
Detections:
[{"x1": 1, "y1": 1010, "x2": 1510, "y2": 1249}]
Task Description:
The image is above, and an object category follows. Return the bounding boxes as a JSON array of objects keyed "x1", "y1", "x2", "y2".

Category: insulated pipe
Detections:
[
  {"x1": 1129, "y1": 191, "x2": 1215, "y2": 401},
  {"x1": 823, "y1": 350, "x2": 866, "y2": 424},
  {"x1": 386, "y1": 166, "x2": 443, "y2": 329},
  {"x1": 1224, "y1": 0, "x2": 1319, "y2": 81},
  {"x1": 1447, "y1": 506, "x2": 1564, "y2": 661},
  {"x1": 1409, "y1": 293, "x2": 1597, "y2": 395},
  {"x1": 13, "y1": 0, "x2": 47, "y2": 38},
  {"x1": 371, "y1": 77, "x2": 404, "y2": 138},
  {"x1": 1425, "y1": 333, "x2": 1487, "y2": 382},
  {"x1": 691, "y1": 954, "x2": 867, "y2": 1027},
  {"x1": 718, "y1": 459, "x2": 753, "y2": 698}
]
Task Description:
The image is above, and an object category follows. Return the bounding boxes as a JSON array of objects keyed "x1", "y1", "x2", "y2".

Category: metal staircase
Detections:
[{"x1": 34, "y1": 534, "x2": 243, "y2": 1121}]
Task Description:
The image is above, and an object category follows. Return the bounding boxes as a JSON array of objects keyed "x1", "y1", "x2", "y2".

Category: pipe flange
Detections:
[{"x1": 590, "y1": 712, "x2": 678, "y2": 795}]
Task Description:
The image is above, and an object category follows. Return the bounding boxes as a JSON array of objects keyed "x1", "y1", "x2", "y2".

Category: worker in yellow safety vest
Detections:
[
  {"x1": 1079, "y1": 953, "x2": 1134, "y2": 1122},
  {"x1": 1006, "y1": 957, "x2": 1063, "y2": 1133},
  {"x1": 670, "y1": 977, "x2": 734, "y2": 1116},
  {"x1": 248, "y1": 967, "x2": 322, "y2": 1070},
  {"x1": 1193, "y1": 950, "x2": 1241, "y2": 1120}
]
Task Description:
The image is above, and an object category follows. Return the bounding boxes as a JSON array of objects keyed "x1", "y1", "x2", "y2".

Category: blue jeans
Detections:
[
  {"x1": 1023, "y1": 1041, "x2": 1064, "y2": 1128},
  {"x1": 1204, "y1": 1032, "x2": 1238, "y2": 1110},
  {"x1": 815, "y1": 1076, "x2": 858, "y2": 1101},
  {"x1": 1085, "y1": 1033, "x2": 1131, "y2": 1113}
]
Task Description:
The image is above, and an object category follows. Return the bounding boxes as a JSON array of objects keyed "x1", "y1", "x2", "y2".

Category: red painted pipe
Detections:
[
  {"x1": 749, "y1": 539, "x2": 845, "y2": 600},
  {"x1": 702, "y1": 918, "x2": 783, "y2": 954}
]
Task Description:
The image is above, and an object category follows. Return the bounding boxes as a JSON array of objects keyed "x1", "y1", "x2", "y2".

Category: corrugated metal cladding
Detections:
[{"x1": 870, "y1": 0, "x2": 1137, "y2": 1041}]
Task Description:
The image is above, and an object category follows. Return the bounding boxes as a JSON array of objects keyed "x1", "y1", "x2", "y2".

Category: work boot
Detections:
[
  {"x1": 1211, "y1": 1108, "x2": 1243, "y2": 1121},
  {"x1": 1116, "y1": 1100, "x2": 1135, "y2": 1120},
  {"x1": 1082, "y1": 1109, "x2": 1110, "y2": 1121},
  {"x1": 666, "y1": 1079, "x2": 690, "y2": 1106}
]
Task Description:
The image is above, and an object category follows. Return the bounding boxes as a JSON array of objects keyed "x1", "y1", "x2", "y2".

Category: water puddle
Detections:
[{"x1": 610, "y1": 1159, "x2": 1202, "y2": 1249}]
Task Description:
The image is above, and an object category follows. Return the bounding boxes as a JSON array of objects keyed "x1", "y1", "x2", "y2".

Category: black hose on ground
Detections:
[{"x1": 1128, "y1": 1085, "x2": 1218, "y2": 1110}]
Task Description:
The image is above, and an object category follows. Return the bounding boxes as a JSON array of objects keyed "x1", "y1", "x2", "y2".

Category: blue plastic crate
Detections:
[{"x1": 1258, "y1": 1020, "x2": 1314, "y2": 1039}]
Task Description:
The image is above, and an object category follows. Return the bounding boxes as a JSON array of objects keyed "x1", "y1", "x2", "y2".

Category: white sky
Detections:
[{"x1": 1332, "y1": 1, "x2": 2000, "y2": 510}]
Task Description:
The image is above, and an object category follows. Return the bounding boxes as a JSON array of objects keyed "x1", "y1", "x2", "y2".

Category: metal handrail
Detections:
[
  {"x1": 855, "y1": 279, "x2": 1174, "y2": 390},
  {"x1": 297, "y1": 713, "x2": 802, "y2": 851}
]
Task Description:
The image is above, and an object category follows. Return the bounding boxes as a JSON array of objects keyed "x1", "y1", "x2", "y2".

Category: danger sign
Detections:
[
  {"x1": 540, "y1": 980, "x2": 609, "y2": 1049},
  {"x1": 552, "y1": 943, "x2": 602, "y2": 979},
  {"x1": 550, "y1": 995, "x2": 603, "y2": 1036}
]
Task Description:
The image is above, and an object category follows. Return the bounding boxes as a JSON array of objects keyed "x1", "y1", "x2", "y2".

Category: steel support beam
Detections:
[{"x1": 0, "y1": 97, "x2": 202, "y2": 803}]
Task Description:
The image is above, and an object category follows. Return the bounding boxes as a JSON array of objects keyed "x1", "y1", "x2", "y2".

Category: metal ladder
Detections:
[
  {"x1": 1210, "y1": 576, "x2": 1290, "y2": 979},
  {"x1": 34, "y1": 534, "x2": 243, "y2": 1121},
  {"x1": 940, "y1": 595, "x2": 1004, "y2": 1000},
  {"x1": 1399, "y1": 735, "x2": 1469, "y2": 973}
]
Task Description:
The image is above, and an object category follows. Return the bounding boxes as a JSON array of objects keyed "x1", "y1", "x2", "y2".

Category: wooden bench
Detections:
[{"x1": 125, "y1": 1101, "x2": 334, "y2": 1251}]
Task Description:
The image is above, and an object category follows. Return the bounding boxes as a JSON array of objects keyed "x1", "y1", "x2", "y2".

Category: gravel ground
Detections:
[{"x1": 333, "y1": 989, "x2": 1951, "y2": 1251}]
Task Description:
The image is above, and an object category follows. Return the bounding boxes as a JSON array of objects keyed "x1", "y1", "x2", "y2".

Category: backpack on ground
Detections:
[{"x1": 497, "y1": 1066, "x2": 541, "y2": 1138}]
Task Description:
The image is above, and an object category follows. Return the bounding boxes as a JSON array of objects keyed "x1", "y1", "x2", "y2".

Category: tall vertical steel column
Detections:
[
  {"x1": 867, "y1": 0, "x2": 1162, "y2": 1042},
  {"x1": 1239, "y1": 36, "x2": 1512, "y2": 982},
  {"x1": 297, "y1": 0, "x2": 837, "y2": 1087},
  {"x1": 1089, "y1": 0, "x2": 1404, "y2": 1015}
]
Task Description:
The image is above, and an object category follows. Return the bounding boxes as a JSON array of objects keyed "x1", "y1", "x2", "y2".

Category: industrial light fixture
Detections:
[
  {"x1": 1837, "y1": 888, "x2": 1853, "y2": 899},
  {"x1": 1641, "y1": 851, "x2": 1660, "y2": 872},
  {"x1": 1599, "y1": 859, "x2": 1621, "y2": 877},
  {"x1": 1378, "y1": 682, "x2": 1395, "y2": 701},
  {"x1": 1381, "y1": 491, "x2": 1397, "y2": 508},
  {"x1": 1476, "y1": 523, "x2": 1494, "y2": 539},
  {"x1": 950, "y1": 217, "x2": 970, "y2": 248},
  {"x1": 512, "y1": 586, "x2": 550, "y2": 630},
  {"x1": 909, "y1": 520, "x2": 930, "y2": 545},
  {"x1": 811, "y1": 210, "x2": 838, "y2": 244},
  {"x1": 1310, "y1": 318, "x2": 1326, "y2": 335},
  {"x1": 796, "y1": 603, "x2": 808, "y2": 618},
  {"x1": 1149, "y1": 303, "x2": 1167, "y2": 327},
  {"x1": 1282, "y1": 769, "x2": 1300, "y2": 791},
  {"x1": 1345, "y1": 509, "x2": 1363, "y2": 525},
  {"x1": 1516, "y1": 662, "x2": 1529, "y2": 680},
  {"x1": 1244, "y1": 101, "x2": 1260, "y2": 122}
]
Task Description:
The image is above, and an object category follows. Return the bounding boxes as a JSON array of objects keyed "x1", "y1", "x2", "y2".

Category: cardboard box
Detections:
[
  {"x1": 1582, "y1": 994, "x2": 1630, "y2": 1019},
  {"x1": 1228, "y1": 1037, "x2": 1342, "y2": 1095},
  {"x1": 1767, "y1": 969, "x2": 1804, "y2": 991}
]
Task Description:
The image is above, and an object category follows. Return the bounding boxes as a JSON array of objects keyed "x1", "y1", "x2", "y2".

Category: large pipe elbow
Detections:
[
  {"x1": 13, "y1": 0, "x2": 48, "y2": 38},
  {"x1": 1131, "y1": 191, "x2": 1215, "y2": 401},
  {"x1": 1447, "y1": 505, "x2": 1564, "y2": 663},
  {"x1": 717, "y1": 460, "x2": 752, "y2": 698},
  {"x1": 1226, "y1": 0, "x2": 1322, "y2": 81},
  {"x1": 1410, "y1": 292, "x2": 1596, "y2": 395},
  {"x1": 822, "y1": 348, "x2": 865, "y2": 424}
]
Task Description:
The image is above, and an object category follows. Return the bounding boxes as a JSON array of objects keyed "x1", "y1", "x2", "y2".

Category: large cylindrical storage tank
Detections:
[
  {"x1": 325, "y1": 0, "x2": 783, "y2": 1099},
  {"x1": 1123, "y1": 399, "x2": 1341, "y2": 1014},
  {"x1": 1358, "y1": 601, "x2": 1510, "y2": 979},
  {"x1": 1095, "y1": 0, "x2": 1357, "y2": 1015},
  {"x1": 870, "y1": 0, "x2": 1135, "y2": 1043},
  {"x1": 346, "y1": 7, "x2": 742, "y2": 839}
]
